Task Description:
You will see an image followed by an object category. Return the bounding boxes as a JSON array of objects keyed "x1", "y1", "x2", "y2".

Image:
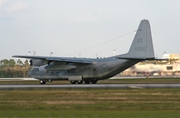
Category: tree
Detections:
[
  {"x1": 17, "y1": 59, "x2": 23, "y2": 66},
  {"x1": 0, "y1": 59, "x2": 30, "y2": 78}
]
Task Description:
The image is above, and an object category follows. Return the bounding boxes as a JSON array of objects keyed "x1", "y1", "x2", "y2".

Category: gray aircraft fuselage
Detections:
[{"x1": 29, "y1": 58, "x2": 139, "y2": 81}]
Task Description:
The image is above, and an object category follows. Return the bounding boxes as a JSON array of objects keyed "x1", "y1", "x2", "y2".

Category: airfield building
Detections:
[{"x1": 119, "y1": 54, "x2": 180, "y2": 77}]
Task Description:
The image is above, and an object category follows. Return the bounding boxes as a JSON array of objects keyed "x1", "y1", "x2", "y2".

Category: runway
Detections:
[{"x1": 1, "y1": 84, "x2": 180, "y2": 90}]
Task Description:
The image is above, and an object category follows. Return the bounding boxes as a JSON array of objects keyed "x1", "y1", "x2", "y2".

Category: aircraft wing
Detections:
[{"x1": 12, "y1": 55, "x2": 93, "y2": 64}]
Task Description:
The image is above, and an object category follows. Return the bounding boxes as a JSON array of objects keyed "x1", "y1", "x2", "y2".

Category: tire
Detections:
[
  {"x1": 77, "y1": 80, "x2": 83, "y2": 84},
  {"x1": 40, "y1": 80, "x2": 46, "y2": 84},
  {"x1": 84, "y1": 79, "x2": 90, "y2": 84},
  {"x1": 91, "y1": 79, "x2": 97, "y2": 84},
  {"x1": 70, "y1": 81, "x2": 77, "y2": 84}
]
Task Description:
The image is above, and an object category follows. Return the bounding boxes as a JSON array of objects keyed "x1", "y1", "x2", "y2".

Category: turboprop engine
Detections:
[
  {"x1": 30, "y1": 59, "x2": 47, "y2": 66},
  {"x1": 44, "y1": 61, "x2": 77, "y2": 71}
]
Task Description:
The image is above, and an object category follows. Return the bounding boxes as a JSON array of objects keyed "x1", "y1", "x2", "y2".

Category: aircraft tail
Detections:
[{"x1": 117, "y1": 19, "x2": 155, "y2": 59}]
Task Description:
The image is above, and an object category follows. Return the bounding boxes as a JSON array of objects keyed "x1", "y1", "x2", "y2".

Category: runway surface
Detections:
[{"x1": 1, "y1": 84, "x2": 180, "y2": 90}]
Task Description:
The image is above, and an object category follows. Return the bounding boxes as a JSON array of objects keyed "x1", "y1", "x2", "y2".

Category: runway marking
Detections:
[{"x1": 128, "y1": 86, "x2": 143, "y2": 89}]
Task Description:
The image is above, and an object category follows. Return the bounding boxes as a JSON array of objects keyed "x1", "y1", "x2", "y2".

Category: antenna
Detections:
[
  {"x1": 113, "y1": 49, "x2": 116, "y2": 56},
  {"x1": 50, "y1": 52, "x2": 53, "y2": 57},
  {"x1": 28, "y1": 51, "x2": 31, "y2": 55}
]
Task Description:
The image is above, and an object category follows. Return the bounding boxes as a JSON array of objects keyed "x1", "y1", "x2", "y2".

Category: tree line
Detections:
[{"x1": 0, "y1": 59, "x2": 30, "y2": 78}]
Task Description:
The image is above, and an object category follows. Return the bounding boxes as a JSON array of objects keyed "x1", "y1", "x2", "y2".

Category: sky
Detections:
[{"x1": 1, "y1": 0, "x2": 180, "y2": 60}]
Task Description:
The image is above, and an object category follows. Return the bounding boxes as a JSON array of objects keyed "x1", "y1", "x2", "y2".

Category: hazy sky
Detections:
[{"x1": 1, "y1": 0, "x2": 180, "y2": 60}]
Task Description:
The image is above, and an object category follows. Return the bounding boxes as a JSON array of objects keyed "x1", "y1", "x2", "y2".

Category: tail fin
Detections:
[{"x1": 118, "y1": 19, "x2": 155, "y2": 59}]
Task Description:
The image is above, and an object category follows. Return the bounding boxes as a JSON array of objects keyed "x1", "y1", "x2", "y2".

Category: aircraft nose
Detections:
[{"x1": 28, "y1": 70, "x2": 32, "y2": 76}]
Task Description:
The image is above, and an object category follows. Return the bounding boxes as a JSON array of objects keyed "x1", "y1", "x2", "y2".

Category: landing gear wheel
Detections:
[
  {"x1": 77, "y1": 80, "x2": 83, "y2": 84},
  {"x1": 40, "y1": 80, "x2": 46, "y2": 84},
  {"x1": 91, "y1": 79, "x2": 97, "y2": 84},
  {"x1": 70, "y1": 81, "x2": 77, "y2": 84},
  {"x1": 84, "y1": 79, "x2": 90, "y2": 84}
]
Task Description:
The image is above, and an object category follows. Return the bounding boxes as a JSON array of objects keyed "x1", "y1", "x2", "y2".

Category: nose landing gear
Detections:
[{"x1": 40, "y1": 80, "x2": 46, "y2": 84}]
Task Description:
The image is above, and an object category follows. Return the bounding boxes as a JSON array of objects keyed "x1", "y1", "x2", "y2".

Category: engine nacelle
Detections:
[{"x1": 30, "y1": 59, "x2": 47, "y2": 66}]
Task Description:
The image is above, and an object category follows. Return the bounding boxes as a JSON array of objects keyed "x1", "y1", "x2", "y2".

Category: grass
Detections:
[
  {"x1": 0, "y1": 88, "x2": 180, "y2": 117},
  {"x1": 0, "y1": 110, "x2": 180, "y2": 118}
]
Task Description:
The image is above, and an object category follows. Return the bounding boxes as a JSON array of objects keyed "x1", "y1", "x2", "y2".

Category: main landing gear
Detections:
[
  {"x1": 39, "y1": 79, "x2": 97, "y2": 85},
  {"x1": 70, "y1": 79, "x2": 97, "y2": 84}
]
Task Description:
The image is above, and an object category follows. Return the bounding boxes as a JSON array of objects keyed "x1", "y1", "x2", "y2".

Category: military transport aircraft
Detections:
[{"x1": 13, "y1": 19, "x2": 155, "y2": 84}]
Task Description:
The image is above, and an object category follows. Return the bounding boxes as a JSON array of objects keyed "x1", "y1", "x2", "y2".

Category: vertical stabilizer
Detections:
[{"x1": 118, "y1": 20, "x2": 155, "y2": 59}]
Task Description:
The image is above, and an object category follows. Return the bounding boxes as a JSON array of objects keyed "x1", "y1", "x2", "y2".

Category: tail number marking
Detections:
[
  {"x1": 137, "y1": 38, "x2": 143, "y2": 43},
  {"x1": 134, "y1": 47, "x2": 146, "y2": 51}
]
